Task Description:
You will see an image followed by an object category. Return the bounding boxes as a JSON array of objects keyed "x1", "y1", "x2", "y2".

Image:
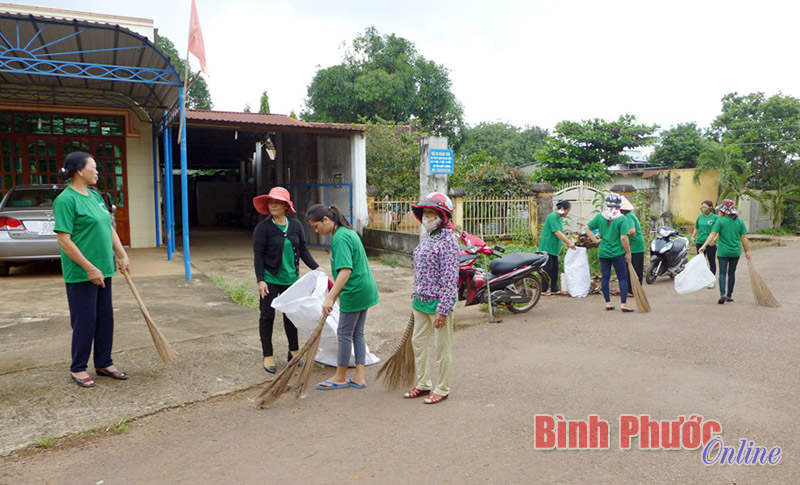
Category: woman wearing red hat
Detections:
[
  {"x1": 253, "y1": 187, "x2": 320, "y2": 373},
  {"x1": 698, "y1": 199, "x2": 751, "y2": 304}
]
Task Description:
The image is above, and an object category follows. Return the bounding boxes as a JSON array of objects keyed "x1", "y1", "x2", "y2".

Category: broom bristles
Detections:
[
  {"x1": 747, "y1": 259, "x2": 780, "y2": 307},
  {"x1": 376, "y1": 313, "x2": 416, "y2": 391},
  {"x1": 256, "y1": 314, "x2": 327, "y2": 408},
  {"x1": 121, "y1": 267, "x2": 178, "y2": 363},
  {"x1": 627, "y1": 261, "x2": 651, "y2": 313}
]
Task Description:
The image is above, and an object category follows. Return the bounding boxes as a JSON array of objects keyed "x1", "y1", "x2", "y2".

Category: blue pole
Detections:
[
  {"x1": 151, "y1": 125, "x2": 160, "y2": 248},
  {"x1": 164, "y1": 125, "x2": 173, "y2": 260},
  {"x1": 178, "y1": 86, "x2": 192, "y2": 281}
]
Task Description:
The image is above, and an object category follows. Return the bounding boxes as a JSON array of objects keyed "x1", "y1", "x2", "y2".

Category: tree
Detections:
[
  {"x1": 365, "y1": 118, "x2": 427, "y2": 199},
  {"x1": 457, "y1": 122, "x2": 548, "y2": 167},
  {"x1": 694, "y1": 141, "x2": 762, "y2": 204},
  {"x1": 534, "y1": 115, "x2": 658, "y2": 185},
  {"x1": 243, "y1": 104, "x2": 251, "y2": 113},
  {"x1": 259, "y1": 91, "x2": 270, "y2": 114},
  {"x1": 155, "y1": 36, "x2": 212, "y2": 110},
  {"x1": 760, "y1": 162, "x2": 800, "y2": 229},
  {"x1": 302, "y1": 27, "x2": 464, "y2": 140},
  {"x1": 462, "y1": 162, "x2": 534, "y2": 197},
  {"x1": 449, "y1": 150, "x2": 499, "y2": 189},
  {"x1": 649, "y1": 122, "x2": 705, "y2": 168}
]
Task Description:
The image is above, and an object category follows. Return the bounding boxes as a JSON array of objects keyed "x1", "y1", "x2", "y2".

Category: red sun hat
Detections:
[{"x1": 253, "y1": 187, "x2": 295, "y2": 214}]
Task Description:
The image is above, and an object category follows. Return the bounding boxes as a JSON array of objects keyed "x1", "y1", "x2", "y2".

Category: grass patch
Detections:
[
  {"x1": 453, "y1": 319, "x2": 476, "y2": 331},
  {"x1": 34, "y1": 436, "x2": 58, "y2": 449},
  {"x1": 107, "y1": 418, "x2": 130, "y2": 434},
  {"x1": 208, "y1": 273, "x2": 259, "y2": 310}
]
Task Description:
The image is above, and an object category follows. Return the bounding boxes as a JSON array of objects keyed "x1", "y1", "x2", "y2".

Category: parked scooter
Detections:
[
  {"x1": 645, "y1": 226, "x2": 689, "y2": 284},
  {"x1": 457, "y1": 230, "x2": 549, "y2": 313}
]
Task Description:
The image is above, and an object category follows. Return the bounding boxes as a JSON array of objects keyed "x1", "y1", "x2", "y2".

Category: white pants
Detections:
[{"x1": 412, "y1": 309, "x2": 453, "y2": 396}]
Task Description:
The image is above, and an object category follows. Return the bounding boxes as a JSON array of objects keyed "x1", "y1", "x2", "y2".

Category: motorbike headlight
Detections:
[{"x1": 659, "y1": 242, "x2": 673, "y2": 254}]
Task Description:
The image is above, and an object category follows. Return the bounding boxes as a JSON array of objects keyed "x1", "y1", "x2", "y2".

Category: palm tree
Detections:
[
  {"x1": 760, "y1": 163, "x2": 800, "y2": 229},
  {"x1": 694, "y1": 141, "x2": 763, "y2": 205}
]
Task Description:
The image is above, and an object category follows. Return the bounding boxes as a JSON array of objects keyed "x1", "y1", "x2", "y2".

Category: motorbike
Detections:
[
  {"x1": 457, "y1": 230, "x2": 549, "y2": 313},
  {"x1": 645, "y1": 226, "x2": 689, "y2": 284}
]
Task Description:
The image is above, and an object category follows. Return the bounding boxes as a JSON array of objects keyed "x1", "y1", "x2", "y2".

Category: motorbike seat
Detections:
[
  {"x1": 671, "y1": 237, "x2": 687, "y2": 252},
  {"x1": 489, "y1": 252, "x2": 548, "y2": 275}
]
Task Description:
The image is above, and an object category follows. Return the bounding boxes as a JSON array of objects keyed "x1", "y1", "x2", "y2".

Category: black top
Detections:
[{"x1": 253, "y1": 216, "x2": 319, "y2": 283}]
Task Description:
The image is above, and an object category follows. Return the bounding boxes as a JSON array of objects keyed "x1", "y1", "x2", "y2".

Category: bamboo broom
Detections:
[
  {"x1": 627, "y1": 261, "x2": 651, "y2": 313},
  {"x1": 747, "y1": 259, "x2": 780, "y2": 307},
  {"x1": 119, "y1": 264, "x2": 178, "y2": 363},
  {"x1": 256, "y1": 314, "x2": 326, "y2": 408},
  {"x1": 376, "y1": 312, "x2": 416, "y2": 391}
]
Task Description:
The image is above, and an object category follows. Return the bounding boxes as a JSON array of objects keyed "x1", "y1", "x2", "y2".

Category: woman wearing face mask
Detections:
[
  {"x1": 698, "y1": 199, "x2": 750, "y2": 304},
  {"x1": 403, "y1": 193, "x2": 460, "y2": 405},
  {"x1": 691, "y1": 200, "x2": 718, "y2": 289},
  {"x1": 620, "y1": 196, "x2": 645, "y2": 288},
  {"x1": 585, "y1": 193, "x2": 633, "y2": 312},
  {"x1": 307, "y1": 204, "x2": 379, "y2": 390},
  {"x1": 538, "y1": 200, "x2": 577, "y2": 295}
]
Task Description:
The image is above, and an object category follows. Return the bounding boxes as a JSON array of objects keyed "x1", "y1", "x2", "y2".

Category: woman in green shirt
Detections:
[
  {"x1": 691, "y1": 200, "x2": 719, "y2": 287},
  {"x1": 585, "y1": 193, "x2": 633, "y2": 312},
  {"x1": 307, "y1": 204, "x2": 379, "y2": 390},
  {"x1": 698, "y1": 199, "x2": 751, "y2": 304},
  {"x1": 538, "y1": 200, "x2": 577, "y2": 295},
  {"x1": 54, "y1": 151, "x2": 130, "y2": 388},
  {"x1": 620, "y1": 196, "x2": 645, "y2": 288}
]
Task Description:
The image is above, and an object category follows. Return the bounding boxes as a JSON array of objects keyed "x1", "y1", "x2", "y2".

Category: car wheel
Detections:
[{"x1": 0, "y1": 262, "x2": 9, "y2": 277}]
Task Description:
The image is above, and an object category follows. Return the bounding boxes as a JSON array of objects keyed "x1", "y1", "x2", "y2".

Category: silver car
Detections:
[{"x1": 0, "y1": 184, "x2": 66, "y2": 276}]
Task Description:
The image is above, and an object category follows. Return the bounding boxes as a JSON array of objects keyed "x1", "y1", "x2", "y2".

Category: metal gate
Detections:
[
  {"x1": 553, "y1": 181, "x2": 606, "y2": 234},
  {"x1": 283, "y1": 183, "x2": 353, "y2": 247}
]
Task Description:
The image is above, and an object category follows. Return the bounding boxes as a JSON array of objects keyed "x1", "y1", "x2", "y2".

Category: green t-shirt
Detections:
[
  {"x1": 412, "y1": 297, "x2": 440, "y2": 314},
  {"x1": 263, "y1": 222, "x2": 298, "y2": 286},
  {"x1": 695, "y1": 213, "x2": 719, "y2": 245},
  {"x1": 711, "y1": 216, "x2": 747, "y2": 257},
  {"x1": 625, "y1": 212, "x2": 645, "y2": 254},
  {"x1": 53, "y1": 187, "x2": 115, "y2": 283},
  {"x1": 538, "y1": 211, "x2": 564, "y2": 256},
  {"x1": 331, "y1": 227, "x2": 379, "y2": 312},
  {"x1": 587, "y1": 213, "x2": 630, "y2": 259}
]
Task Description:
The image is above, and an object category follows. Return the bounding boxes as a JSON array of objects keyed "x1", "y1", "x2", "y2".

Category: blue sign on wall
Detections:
[{"x1": 429, "y1": 148, "x2": 454, "y2": 174}]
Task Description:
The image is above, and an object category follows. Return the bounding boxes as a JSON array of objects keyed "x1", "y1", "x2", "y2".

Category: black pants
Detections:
[
  {"x1": 626, "y1": 252, "x2": 644, "y2": 286},
  {"x1": 65, "y1": 278, "x2": 114, "y2": 373},
  {"x1": 542, "y1": 254, "x2": 559, "y2": 292},
  {"x1": 697, "y1": 243, "x2": 717, "y2": 275},
  {"x1": 259, "y1": 281, "x2": 299, "y2": 357},
  {"x1": 718, "y1": 256, "x2": 739, "y2": 297}
]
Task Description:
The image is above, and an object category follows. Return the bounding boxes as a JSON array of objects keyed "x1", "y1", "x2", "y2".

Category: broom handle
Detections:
[{"x1": 118, "y1": 263, "x2": 154, "y2": 323}]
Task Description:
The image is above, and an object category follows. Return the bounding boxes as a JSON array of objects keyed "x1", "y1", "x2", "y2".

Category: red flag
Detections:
[{"x1": 188, "y1": 0, "x2": 208, "y2": 74}]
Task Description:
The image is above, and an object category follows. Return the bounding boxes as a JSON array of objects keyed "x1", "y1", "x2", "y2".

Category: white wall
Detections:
[{"x1": 126, "y1": 116, "x2": 156, "y2": 248}]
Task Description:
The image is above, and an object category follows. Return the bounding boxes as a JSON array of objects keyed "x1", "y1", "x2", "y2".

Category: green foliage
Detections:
[
  {"x1": 208, "y1": 274, "x2": 259, "y2": 310},
  {"x1": 449, "y1": 150, "x2": 498, "y2": 189},
  {"x1": 760, "y1": 172, "x2": 800, "y2": 229},
  {"x1": 650, "y1": 122, "x2": 705, "y2": 168},
  {"x1": 695, "y1": 141, "x2": 762, "y2": 204},
  {"x1": 156, "y1": 36, "x2": 212, "y2": 110},
  {"x1": 365, "y1": 118, "x2": 426, "y2": 198},
  {"x1": 535, "y1": 115, "x2": 657, "y2": 185},
  {"x1": 243, "y1": 104, "x2": 251, "y2": 113},
  {"x1": 259, "y1": 91, "x2": 270, "y2": 114},
  {"x1": 302, "y1": 27, "x2": 464, "y2": 140},
  {"x1": 457, "y1": 122, "x2": 548, "y2": 167},
  {"x1": 289, "y1": 110, "x2": 298, "y2": 119},
  {"x1": 107, "y1": 418, "x2": 130, "y2": 434},
  {"x1": 462, "y1": 162, "x2": 534, "y2": 197},
  {"x1": 35, "y1": 436, "x2": 58, "y2": 449}
]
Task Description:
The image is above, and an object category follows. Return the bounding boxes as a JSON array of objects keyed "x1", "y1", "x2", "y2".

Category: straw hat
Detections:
[
  {"x1": 620, "y1": 195, "x2": 635, "y2": 211},
  {"x1": 253, "y1": 187, "x2": 295, "y2": 214}
]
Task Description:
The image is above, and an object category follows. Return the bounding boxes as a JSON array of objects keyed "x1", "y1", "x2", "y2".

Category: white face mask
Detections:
[{"x1": 422, "y1": 215, "x2": 441, "y2": 232}]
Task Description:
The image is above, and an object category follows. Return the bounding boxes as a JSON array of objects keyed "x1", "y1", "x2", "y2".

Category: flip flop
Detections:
[
  {"x1": 348, "y1": 378, "x2": 367, "y2": 389},
  {"x1": 605, "y1": 306, "x2": 615, "y2": 311},
  {"x1": 70, "y1": 373, "x2": 95, "y2": 388},
  {"x1": 96, "y1": 368, "x2": 128, "y2": 380},
  {"x1": 621, "y1": 307, "x2": 635, "y2": 313},
  {"x1": 315, "y1": 380, "x2": 349, "y2": 390}
]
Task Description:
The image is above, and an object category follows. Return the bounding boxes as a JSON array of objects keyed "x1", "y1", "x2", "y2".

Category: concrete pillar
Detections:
[
  {"x1": 351, "y1": 133, "x2": 368, "y2": 232},
  {"x1": 420, "y1": 136, "x2": 449, "y2": 235},
  {"x1": 532, "y1": 183, "x2": 556, "y2": 236}
]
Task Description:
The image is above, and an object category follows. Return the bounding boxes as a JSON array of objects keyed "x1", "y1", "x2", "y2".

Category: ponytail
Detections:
[
  {"x1": 307, "y1": 204, "x2": 351, "y2": 229},
  {"x1": 58, "y1": 151, "x2": 91, "y2": 181}
]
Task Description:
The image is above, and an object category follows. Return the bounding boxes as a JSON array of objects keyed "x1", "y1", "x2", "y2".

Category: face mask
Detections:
[
  {"x1": 422, "y1": 215, "x2": 441, "y2": 232},
  {"x1": 557, "y1": 209, "x2": 566, "y2": 217},
  {"x1": 702, "y1": 207, "x2": 712, "y2": 215}
]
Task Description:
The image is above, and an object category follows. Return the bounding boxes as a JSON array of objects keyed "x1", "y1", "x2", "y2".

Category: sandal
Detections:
[
  {"x1": 70, "y1": 373, "x2": 95, "y2": 388},
  {"x1": 96, "y1": 368, "x2": 128, "y2": 380},
  {"x1": 605, "y1": 305, "x2": 615, "y2": 311},
  {"x1": 424, "y1": 393, "x2": 448, "y2": 405},
  {"x1": 403, "y1": 387, "x2": 430, "y2": 399}
]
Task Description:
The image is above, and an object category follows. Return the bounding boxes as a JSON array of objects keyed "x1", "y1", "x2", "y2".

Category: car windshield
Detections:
[{"x1": 3, "y1": 188, "x2": 64, "y2": 209}]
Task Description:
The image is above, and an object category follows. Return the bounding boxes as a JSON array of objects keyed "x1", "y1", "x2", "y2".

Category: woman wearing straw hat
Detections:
[
  {"x1": 691, "y1": 200, "x2": 719, "y2": 289},
  {"x1": 620, "y1": 196, "x2": 645, "y2": 289},
  {"x1": 698, "y1": 199, "x2": 751, "y2": 304},
  {"x1": 253, "y1": 187, "x2": 320, "y2": 373},
  {"x1": 584, "y1": 193, "x2": 633, "y2": 312},
  {"x1": 402, "y1": 192, "x2": 460, "y2": 405},
  {"x1": 538, "y1": 200, "x2": 577, "y2": 296},
  {"x1": 54, "y1": 151, "x2": 130, "y2": 388}
]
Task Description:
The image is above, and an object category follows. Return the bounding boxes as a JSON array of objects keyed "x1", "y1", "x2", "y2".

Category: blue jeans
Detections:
[
  {"x1": 337, "y1": 309, "x2": 368, "y2": 367},
  {"x1": 718, "y1": 256, "x2": 739, "y2": 297},
  {"x1": 600, "y1": 255, "x2": 628, "y2": 304},
  {"x1": 65, "y1": 278, "x2": 114, "y2": 373}
]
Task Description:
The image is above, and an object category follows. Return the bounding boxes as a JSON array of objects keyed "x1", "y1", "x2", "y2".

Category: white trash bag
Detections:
[
  {"x1": 564, "y1": 247, "x2": 591, "y2": 298},
  {"x1": 674, "y1": 255, "x2": 716, "y2": 295},
  {"x1": 271, "y1": 271, "x2": 380, "y2": 367}
]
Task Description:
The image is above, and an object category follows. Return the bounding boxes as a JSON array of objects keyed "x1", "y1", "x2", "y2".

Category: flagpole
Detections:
[{"x1": 177, "y1": 48, "x2": 190, "y2": 143}]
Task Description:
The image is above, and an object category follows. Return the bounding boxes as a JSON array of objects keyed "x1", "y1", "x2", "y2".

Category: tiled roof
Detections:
[{"x1": 186, "y1": 110, "x2": 365, "y2": 133}]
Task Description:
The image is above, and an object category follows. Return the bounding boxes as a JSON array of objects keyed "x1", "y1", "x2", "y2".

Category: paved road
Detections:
[{"x1": 1, "y1": 236, "x2": 797, "y2": 483}]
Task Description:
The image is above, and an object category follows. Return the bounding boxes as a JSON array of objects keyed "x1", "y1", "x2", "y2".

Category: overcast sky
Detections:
[{"x1": 13, "y1": 0, "x2": 800, "y2": 133}]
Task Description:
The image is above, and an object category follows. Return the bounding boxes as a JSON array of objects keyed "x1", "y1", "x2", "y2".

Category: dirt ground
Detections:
[{"x1": 1, "y1": 233, "x2": 798, "y2": 484}]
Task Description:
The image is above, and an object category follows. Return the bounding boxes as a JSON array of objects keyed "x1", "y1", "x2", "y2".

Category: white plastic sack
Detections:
[
  {"x1": 271, "y1": 271, "x2": 380, "y2": 367},
  {"x1": 564, "y1": 247, "x2": 591, "y2": 298},
  {"x1": 674, "y1": 255, "x2": 716, "y2": 295}
]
